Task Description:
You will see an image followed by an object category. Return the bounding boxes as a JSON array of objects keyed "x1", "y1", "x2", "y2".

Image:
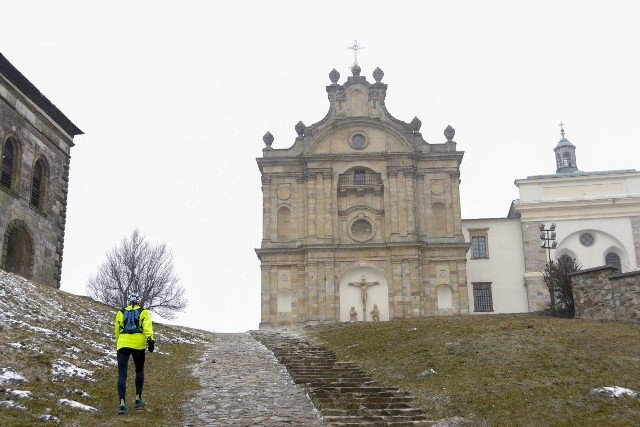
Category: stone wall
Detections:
[
  {"x1": 0, "y1": 62, "x2": 78, "y2": 288},
  {"x1": 571, "y1": 266, "x2": 640, "y2": 324}
]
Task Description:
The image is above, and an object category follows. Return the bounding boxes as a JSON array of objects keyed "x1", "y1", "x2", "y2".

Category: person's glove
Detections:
[{"x1": 147, "y1": 339, "x2": 155, "y2": 353}]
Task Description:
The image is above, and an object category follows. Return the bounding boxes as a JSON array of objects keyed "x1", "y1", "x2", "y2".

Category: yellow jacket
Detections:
[{"x1": 114, "y1": 304, "x2": 154, "y2": 350}]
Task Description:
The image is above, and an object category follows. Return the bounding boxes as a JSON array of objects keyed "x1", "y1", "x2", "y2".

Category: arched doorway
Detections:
[
  {"x1": 2, "y1": 222, "x2": 34, "y2": 279},
  {"x1": 339, "y1": 265, "x2": 389, "y2": 322}
]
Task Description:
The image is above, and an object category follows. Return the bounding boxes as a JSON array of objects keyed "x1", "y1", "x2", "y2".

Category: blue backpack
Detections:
[{"x1": 121, "y1": 307, "x2": 143, "y2": 334}]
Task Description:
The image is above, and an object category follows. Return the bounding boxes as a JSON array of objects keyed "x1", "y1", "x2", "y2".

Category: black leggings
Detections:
[{"x1": 117, "y1": 348, "x2": 146, "y2": 401}]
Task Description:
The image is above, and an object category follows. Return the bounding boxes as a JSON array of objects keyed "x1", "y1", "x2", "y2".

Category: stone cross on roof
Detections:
[{"x1": 347, "y1": 40, "x2": 364, "y2": 66}]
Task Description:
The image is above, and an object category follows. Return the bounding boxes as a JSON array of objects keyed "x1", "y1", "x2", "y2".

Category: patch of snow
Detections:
[
  {"x1": 37, "y1": 414, "x2": 60, "y2": 423},
  {"x1": 52, "y1": 360, "x2": 95, "y2": 382},
  {"x1": 0, "y1": 367, "x2": 27, "y2": 384},
  {"x1": 591, "y1": 386, "x2": 639, "y2": 398},
  {"x1": 0, "y1": 399, "x2": 28, "y2": 410},
  {"x1": 8, "y1": 341, "x2": 26, "y2": 349},
  {"x1": 3, "y1": 388, "x2": 33, "y2": 399},
  {"x1": 58, "y1": 398, "x2": 98, "y2": 412},
  {"x1": 66, "y1": 388, "x2": 90, "y2": 398}
]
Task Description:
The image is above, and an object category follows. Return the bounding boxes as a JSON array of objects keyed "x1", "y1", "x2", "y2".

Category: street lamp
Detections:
[{"x1": 539, "y1": 223, "x2": 557, "y2": 262}]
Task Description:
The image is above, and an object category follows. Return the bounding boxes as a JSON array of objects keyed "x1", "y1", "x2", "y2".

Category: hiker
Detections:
[{"x1": 114, "y1": 293, "x2": 155, "y2": 415}]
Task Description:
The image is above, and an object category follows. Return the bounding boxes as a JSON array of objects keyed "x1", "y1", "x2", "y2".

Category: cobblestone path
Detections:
[{"x1": 182, "y1": 332, "x2": 324, "y2": 426}]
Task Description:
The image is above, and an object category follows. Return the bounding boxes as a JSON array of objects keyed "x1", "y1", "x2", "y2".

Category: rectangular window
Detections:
[
  {"x1": 471, "y1": 236, "x2": 488, "y2": 258},
  {"x1": 354, "y1": 169, "x2": 366, "y2": 185},
  {"x1": 473, "y1": 283, "x2": 493, "y2": 312}
]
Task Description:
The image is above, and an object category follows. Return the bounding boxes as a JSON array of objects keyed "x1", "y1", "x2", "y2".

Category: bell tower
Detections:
[{"x1": 554, "y1": 123, "x2": 579, "y2": 173}]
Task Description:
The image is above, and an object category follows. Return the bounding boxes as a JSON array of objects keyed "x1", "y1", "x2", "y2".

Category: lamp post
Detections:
[
  {"x1": 539, "y1": 223, "x2": 557, "y2": 263},
  {"x1": 540, "y1": 222, "x2": 558, "y2": 314}
]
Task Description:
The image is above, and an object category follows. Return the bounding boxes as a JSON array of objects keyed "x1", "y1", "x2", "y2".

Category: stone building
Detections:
[
  {"x1": 0, "y1": 52, "x2": 82, "y2": 288},
  {"x1": 256, "y1": 65, "x2": 470, "y2": 329}
]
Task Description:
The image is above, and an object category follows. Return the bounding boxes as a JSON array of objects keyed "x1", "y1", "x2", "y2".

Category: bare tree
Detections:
[{"x1": 86, "y1": 229, "x2": 187, "y2": 319}]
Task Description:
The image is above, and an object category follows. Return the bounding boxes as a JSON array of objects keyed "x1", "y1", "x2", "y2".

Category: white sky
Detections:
[{"x1": 2, "y1": 1, "x2": 638, "y2": 332}]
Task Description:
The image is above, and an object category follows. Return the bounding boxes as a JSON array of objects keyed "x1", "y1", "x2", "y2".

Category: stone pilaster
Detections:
[
  {"x1": 307, "y1": 173, "x2": 316, "y2": 238},
  {"x1": 261, "y1": 176, "x2": 272, "y2": 244},
  {"x1": 450, "y1": 171, "x2": 463, "y2": 238},
  {"x1": 322, "y1": 170, "x2": 333, "y2": 239},
  {"x1": 398, "y1": 170, "x2": 408, "y2": 237},
  {"x1": 405, "y1": 169, "x2": 416, "y2": 237},
  {"x1": 296, "y1": 176, "x2": 306, "y2": 242},
  {"x1": 388, "y1": 168, "x2": 399, "y2": 238}
]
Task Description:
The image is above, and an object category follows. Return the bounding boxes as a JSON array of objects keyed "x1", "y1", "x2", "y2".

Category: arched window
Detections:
[
  {"x1": 30, "y1": 158, "x2": 47, "y2": 209},
  {"x1": 605, "y1": 251, "x2": 621, "y2": 270},
  {"x1": 1, "y1": 137, "x2": 18, "y2": 190},
  {"x1": 562, "y1": 153, "x2": 571, "y2": 166}
]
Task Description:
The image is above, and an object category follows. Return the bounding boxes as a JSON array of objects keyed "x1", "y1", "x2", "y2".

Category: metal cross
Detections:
[
  {"x1": 348, "y1": 40, "x2": 364, "y2": 66},
  {"x1": 559, "y1": 122, "x2": 565, "y2": 136}
]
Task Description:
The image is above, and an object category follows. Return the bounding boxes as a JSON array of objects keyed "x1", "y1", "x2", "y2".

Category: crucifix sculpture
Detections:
[
  {"x1": 347, "y1": 40, "x2": 364, "y2": 66},
  {"x1": 348, "y1": 275, "x2": 379, "y2": 321}
]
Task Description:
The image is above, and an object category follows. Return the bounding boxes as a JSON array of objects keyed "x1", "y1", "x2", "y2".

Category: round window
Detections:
[
  {"x1": 579, "y1": 233, "x2": 594, "y2": 247},
  {"x1": 350, "y1": 133, "x2": 367, "y2": 149},
  {"x1": 350, "y1": 218, "x2": 374, "y2": 242}
]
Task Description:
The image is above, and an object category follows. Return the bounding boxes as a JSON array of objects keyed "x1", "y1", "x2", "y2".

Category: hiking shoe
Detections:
[
  {"x1": 134, "y1": 399, "x2": 146, "y2": 409},
  {"x1": 118, "y1": 404, "x2": 128, "y2": 415}
]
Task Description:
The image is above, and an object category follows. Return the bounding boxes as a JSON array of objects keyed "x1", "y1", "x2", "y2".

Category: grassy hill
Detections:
[
  {"x1": 308, "y1": 314, "x2": 640, "y2": 426},
  {"x1": 0, "y1": 270, "x2": 212, "y2": 426},
  {"x1": 2, "y1": 269, "x2": 639, "y2": 426}
]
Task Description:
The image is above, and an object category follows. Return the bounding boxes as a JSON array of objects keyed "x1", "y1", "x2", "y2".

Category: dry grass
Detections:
[
  {"x1": 0, "y1": 271, "x2": 212, "y2": 427},
  {"x1": 308, "y1": 314, "x2": 640, "y2": 426}
]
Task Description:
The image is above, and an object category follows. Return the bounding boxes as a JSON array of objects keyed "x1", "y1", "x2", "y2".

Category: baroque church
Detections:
[
  {"x1": 256, "y1": 64, "x2": 470, "y2": 328},
  {"x1": 0, "y1": 53, "x2": 82, "y2": 288},
  {"x1": 256, "y1": 64, "x2": 640, "y2": 329}
]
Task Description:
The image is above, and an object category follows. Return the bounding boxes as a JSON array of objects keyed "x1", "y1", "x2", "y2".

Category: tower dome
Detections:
[{"x1": 554, "y1": 124, "x2": 579, "y2": 173}]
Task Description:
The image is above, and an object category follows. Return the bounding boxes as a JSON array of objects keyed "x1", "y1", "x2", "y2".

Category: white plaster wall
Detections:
[
  {"x1": 554, "y1": 217, "x2": 636, "y2": 271},
  {"x1": 462, "y1": 218, "x2": 528, "y2": 314},
  {"x1": 339, "y1": 266, "x2": 389, "y2": 322}
]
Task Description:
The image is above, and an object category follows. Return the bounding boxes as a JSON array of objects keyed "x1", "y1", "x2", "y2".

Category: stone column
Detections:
[
  {"x1": 398, "y1": 169, "x2": 408, "y2": 237},
  {"x1": 323, "y1": 170, "x2": 333, "y2": 240},
  {"x1": 450, "y1": 171, "x2": 463, "y2": 238},
  {"x1": 388, "y1": 168, "x2": 399, "y2": 237},
  {"x1": 391, "y1": 259, "x2": 404, "y2": 318},
  {"x1": 261, "y1": 176, "x2": 272, "y2": 244},
  {"x1": 296, "y1": 176, "x2": 306, "y2": 242},
  {"x1": 315, "y1": 171, "x2": 324, "y2": 238},
  {"x1": 307, "y1": 174, "x2": 316, "y2": 239},
  {"x1": 260, "y1": 265, "x2": 272, "y2": 327},
  {"x1": 405, "y1": 168, "x2": 416, "y2": 236},
  {"x1": 297, "y1": 263, "x2": 307, "y2": 322},
  {"x1": 307, "y1": 262, "x2": 319, "y2": 321},
  {"x1": 270, "y1": 267, "x2": 279, "y2": 325}
]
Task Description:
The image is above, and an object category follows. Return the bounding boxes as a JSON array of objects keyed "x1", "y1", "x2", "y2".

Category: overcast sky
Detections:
[{"x1": 2, "y1": 1, "x2": 638, "y2": 332}]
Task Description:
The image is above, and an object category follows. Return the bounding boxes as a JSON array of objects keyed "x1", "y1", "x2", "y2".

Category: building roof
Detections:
[
  {"x1": 524, "y1": 169, "x2": 637, "y2": 180},
  {"x1": 0, "y1": 52, "x2": 83, "y2": 137}
]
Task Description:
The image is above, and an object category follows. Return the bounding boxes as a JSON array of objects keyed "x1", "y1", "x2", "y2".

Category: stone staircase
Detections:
[{"x1": 251, "y1": 330, "x2": 434, "y2": 426}]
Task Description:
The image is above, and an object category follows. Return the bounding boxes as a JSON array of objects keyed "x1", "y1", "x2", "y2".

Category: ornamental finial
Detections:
[
  {"x1": 263, "y1": 131, "x2": 274, "y2": 148},
  {"x1": 444, "y1": 125, "x2": 455, "y2": 141}
]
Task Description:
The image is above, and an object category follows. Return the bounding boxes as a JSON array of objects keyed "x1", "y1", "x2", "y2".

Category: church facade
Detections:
[
  {"x1": 0, "y1": 53, "x2": 82, "y2": 288},
  {"x1": 256, "y1": 65, "x2": 470, "y2": 329}
]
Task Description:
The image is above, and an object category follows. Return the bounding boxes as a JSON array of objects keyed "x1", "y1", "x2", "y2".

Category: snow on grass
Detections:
[
  {"x1": 2, "y1": 388, "x2": 33, "y2": 399},
  {"x1": 0, "y1": 399, "x2": 28, "y2": 410},
  {"x1": 591, "y1": 386, "x2": 639, "y2": 398},
  {"x1": 0, "y1": 367, "x2": 27, "y2": 385},
  {"x1": 58, "y1": 398, "x2": 98, "y2": 412},
  {"x1": 52, "y1": 360, "x2": 95, "y2": 382}
]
